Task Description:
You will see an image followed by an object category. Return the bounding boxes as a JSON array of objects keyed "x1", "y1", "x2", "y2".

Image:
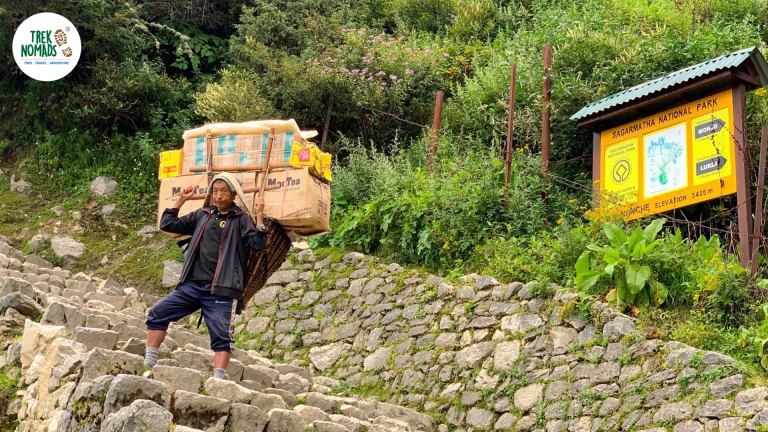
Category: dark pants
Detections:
[{"x1": 146, "y1": 280, "x2": 236, "y2": 352}]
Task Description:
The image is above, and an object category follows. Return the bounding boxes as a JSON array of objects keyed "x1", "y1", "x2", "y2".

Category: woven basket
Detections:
[{"x1": 242, "y1": 216, "x2": 292, "y2": 308}]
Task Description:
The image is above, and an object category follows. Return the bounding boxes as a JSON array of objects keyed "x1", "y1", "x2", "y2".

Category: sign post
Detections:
[{"x1": 571, "y1": 48, "x2": 768, "y2": 270}]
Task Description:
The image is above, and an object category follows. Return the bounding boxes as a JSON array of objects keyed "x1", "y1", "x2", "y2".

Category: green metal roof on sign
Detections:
[{"x1": 571, "y1": 47, "x2": 768, "y2": 122}]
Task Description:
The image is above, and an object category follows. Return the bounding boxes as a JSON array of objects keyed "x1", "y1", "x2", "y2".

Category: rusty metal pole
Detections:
[
  {"x1": 751, "y1": 125, "x2": 768, "y2": 275},
  {"x1": 505, "y1": 63, "x2": 517, "y2": 206},
  {"x1": 733, "y1": 84, "x2": 754, "y2": 269},
  {"x1": 542, "y1": 44, "x2": 552, "y2": 200},
  {"x1": 427, "y1": 90, "x2": 445, "y2": 172},
  {"x1": 321, "y1": 95, "x2": 335, "y2": 149}
]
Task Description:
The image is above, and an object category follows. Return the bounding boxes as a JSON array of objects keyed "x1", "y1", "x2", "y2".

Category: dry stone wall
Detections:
[
  {"x1": 0, "y1": 230, "x2": 767, "y2": 432},
  {"x1": 0, "y1": 237, "x2": 433, "y2": 432},
  {"x1": 231, "y1": 248, "x2": 768, "y2": 432}
]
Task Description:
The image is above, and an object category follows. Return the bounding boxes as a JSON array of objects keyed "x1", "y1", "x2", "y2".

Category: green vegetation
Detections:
[{"x1": 4, "y1": 0, "x2": 768, "y2": 388}]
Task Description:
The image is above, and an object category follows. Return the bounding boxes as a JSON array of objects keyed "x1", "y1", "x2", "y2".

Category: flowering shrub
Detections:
[{"x1": 301, "y1": 30, "x2": 462, "y2": 142}]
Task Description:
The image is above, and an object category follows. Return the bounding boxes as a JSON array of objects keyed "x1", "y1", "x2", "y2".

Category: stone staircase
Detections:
[
  {"x1": 3, "y1": 236, "x2": 768, "y2": 432},
  {"x1": 0, "y1": 236, "x2": 433, "y2": 432}
]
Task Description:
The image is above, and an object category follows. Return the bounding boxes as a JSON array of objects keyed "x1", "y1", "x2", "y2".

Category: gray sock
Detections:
[
  {"x1": 144, "y1": 347, "x2": 160, "y2": 370},
  {"x1": 213, "y1": 368, "x2": 226, "y2": 379}
]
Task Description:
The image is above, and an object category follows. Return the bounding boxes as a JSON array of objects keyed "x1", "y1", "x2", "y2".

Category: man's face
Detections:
[{"x1": 211, "y1": 180, "x2": 234, "y2": 210}]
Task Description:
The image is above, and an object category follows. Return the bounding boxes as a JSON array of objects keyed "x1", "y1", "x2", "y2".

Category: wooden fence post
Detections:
[
  {"x1": 427, "y1": 90, "x2": 445, "y2": 172},
  {"x1": 505, "y1": 63, "x2": 517, "y2": 206}
]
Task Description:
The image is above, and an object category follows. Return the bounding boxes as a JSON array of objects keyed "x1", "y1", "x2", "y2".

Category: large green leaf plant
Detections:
[{"x1": 575, "y1": 219, "x2": 668, "y2": 311}]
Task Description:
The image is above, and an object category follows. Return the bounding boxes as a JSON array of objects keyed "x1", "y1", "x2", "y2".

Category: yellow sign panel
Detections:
[
  {"x1": 692, "y1": 107, "x2": 732, "y2": 186},
  {"x1": 599, "y1": 89, "x2": 737, "y2": 220},
  {"x1": 603, "y1": 138, "x2": 639, "y2": 205}
]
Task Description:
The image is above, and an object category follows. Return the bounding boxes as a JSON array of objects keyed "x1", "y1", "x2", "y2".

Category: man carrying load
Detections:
[{"x1": 145, "y1": 173, "x2": 269, "y2": 378}]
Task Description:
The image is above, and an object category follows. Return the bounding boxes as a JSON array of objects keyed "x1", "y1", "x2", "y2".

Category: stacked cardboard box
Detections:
[{"x1": 158, "y1": 119, "x2": 332, "y2": 237}]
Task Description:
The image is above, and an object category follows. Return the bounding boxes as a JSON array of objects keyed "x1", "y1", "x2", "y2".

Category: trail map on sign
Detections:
[{"x1": 644, "y1": 123, "x2": 687, "y2": 197}]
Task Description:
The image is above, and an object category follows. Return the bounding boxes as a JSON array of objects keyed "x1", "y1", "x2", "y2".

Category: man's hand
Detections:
[
  {"x1": 254, "y1": 196, "x2": 265, "y2": 227},
  {"x1": 180, "y1": 185, "x2": 195, "y2": 201},
  {"x1": 172, "y1": 185, "x2": 195, "y2": 209},
  {"x1": 254, "y1": 196, "x2": 265, "y2": 216}
]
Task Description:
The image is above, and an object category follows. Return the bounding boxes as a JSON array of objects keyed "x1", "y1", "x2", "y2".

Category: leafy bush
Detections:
[
  {"x1": 195, "y1": 69, "x2": 277, "y2": 122},
  {"x1": 576, "y1": 219, "x2": 671, "y2": 310},
  {"x1": 315, "y1": 134, "x2": 581, "y2": 268}
]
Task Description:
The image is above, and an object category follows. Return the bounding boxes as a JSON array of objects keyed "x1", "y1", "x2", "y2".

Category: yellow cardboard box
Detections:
[{"x1": 159, "y1": 150, "x2": 183, "y2": 179}]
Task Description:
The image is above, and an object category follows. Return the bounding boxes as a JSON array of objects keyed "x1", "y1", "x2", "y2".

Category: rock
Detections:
[
  {"x1": 309, "y1": 342, "x2": 350, "y2": 371},
  {"x1": 102, "y1": 203, "x2": 117, "y2": 218},
  {"x1": 466, "y1": 407, "x2": 494, "y2": 429},
  {"x1": 91, "y1": 176, "x2": 119, "y2": 196},
  {"x1": 20, "y1": 319, "x2": 66, "y2": 373},
  {"x1": 267, "y1": 409, "x2": 305, "y2": 432},
  {"x1": 599, "y1": 398, "x2": 621, "y2": 416},
  {"x1": 247, "y1": 317, "x2": 271, "y2": 335},
  {"x1": 1, "y1": 292, "x2": 43, "y2": 317},
  {"x1": 667, "y1": 347, "x2": 701, "y2": 367},
  {"x1": 73, "y1": 326, "x2": 119, "y2": 350},
  {"x1": 455, "y1": 342, "x2": 495, "y2": 369},
  {"x1": 120, "y1": 338, "x2": 146, "y2": 356},
  {"x1": 653, "y1": 402, "x2": 693, "y2": 423},
  {"x1": 709, "y1": 374, "x2": 743, "y2": 398},
  {"x1": 746, "y1": 408, "x2": 768, "y2": 429},
  {"x1": 364, "y1": 347, "x2": 392, "y2": 372},
  {"x1": 371, "y1": 417, "x2": 412, "y2": 432},
  {"x1": 603, "y1": 316, "x2": 637, "y2": 341},
  {"x1": 29, "y1": 234, "x2": 46, "y2": 252},
  {"x1": 329, "y1": 415, "x2": 368, "y2": 432},
  {"x1": 495, "y1": 413, "x2": 518, "y2": 430},
  {"x1": 494, "y1": 340, "x2": 521, "y2": 372},
  {"x1": 735, "y1": 387, "x2": 768, "y2": 415},
  {"x1": 295, "y1": 405, "x2": 331, "y2": 425},
  {"x1": 550, "y1": 327, "x2": 578, "y2": 355},
  {"x1": 0, "y1": 278, "x2": 34, "y2": 298},
  {"x1": 243, "y1": 365, "x2": 280, "y2": 388},
  {"x1": 10, "y1": 175, "x2": 31, "y2": 196},
  {"x1": 500, "y1": 314, "x2": 543, "y2": 334},
  {"x1": 162, "y1": 260, "x2": 183, "y2": 288},
  {"x1": 101, "y1": 399, "x2": 173, "y2": 432},
  {"x1": 51, "y1": 235, "x2": 87, "y2": 260},
  {"x1": 267, "y1": 270, "x2": 300, "y2": 285},
  {"x1": 514, "y1": 383, "x2": 544, "y2": 412},
  {"x1": 251, "y1": 391, "x2": 287, "y2": 412},
  {"x1": 152, "y1": 365, "x2": 203, "y2": 393},
  {"x1": 228, "y1": 403, "x2": 268, "y2": 432},
  {"x1": 173, "y1": 390, "x2": 231, "y2": 432},
  {"x1": 204, "y1": 378, "x2": 253, "y2": 403},
  {"x1": 671, "y1": 421, "x2": 702, "y2": 432},
  {"x1": 475, "y1": 276, "x2": 499, "y2": 290},
  {"x1": 103, "y1": 374, "x2": 171, "y2": 415},
  {"x1": 296, "y1": 249, "x2": 316, "y2": 263},
  {"x1": 693, "y1": 399, "x2": 733, "y2": 419},
  {"x1": 718, "y1": 417, "x2": 744, "y2": 432},
  {"x1": 137, "y1": 226, "x2": 157, "y2": 238},
  {"x1": 314, "y1": 421, "x2": 349, "y2": 432},
  {"x1": 343, "y1": 252, "x2": 364, "y2": 263},
  {"x1": 80, "y1": 348, "x2": 144, "y2": 382}
]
